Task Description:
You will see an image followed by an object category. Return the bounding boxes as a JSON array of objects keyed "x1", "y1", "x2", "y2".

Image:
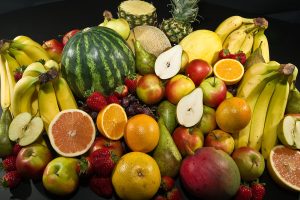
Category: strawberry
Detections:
[
  {"x1": 89, "y1": 148, "x2": 119, "y2": 177},
  {"x1": 89, "y1": 176, "x2": 113, "y2": 198},
  {"x1": 235, "y1": 184, "x2": 252, "y2": 200},
  {"x1": 86, "y1": 91, "x2": 108, "y2": 112},
  {"x1": 0, "y1": 155, "x2": 17, "y2": 172},
  {"x1": 124, "y1": 74, "x2": 140, "y2": 94},
  {"x1": 235, "y1": 52, "x2": 247, "y2": 65},
  {"x1": 77, "y1": 156, "x2": 93, "y2": 177},
  {"x1": 13, "y1": 66, "x2": 26, "y2": 82},
  {"x1": 167, "y1": 187, "x2": 183, "y2": 200},
  {"x1": 1, "y1": 171, "x2": 21, "y2": 188},
  {"x1": 160, "y1": 176, "x2": 175, "y2": 192},
  {"x1": 251, "y1": 182, "x2": 266, "y2": 200},
  {"x1": 114, "y1": 85, "x2": 128, "y2": 98},
  {"x1": 12, "y1": 143, "x2": 22, "y2": 156},
  {"x1": 218, "y1": 49, "x2": 232, "y2": 59},
  {"x1": 106, "y1": 94, "x2": 120, "y2": 104}
]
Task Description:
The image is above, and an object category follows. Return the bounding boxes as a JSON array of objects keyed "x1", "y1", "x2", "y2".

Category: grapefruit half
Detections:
[
  {"x1": 48, "y1": 109, "x2": 96, "y2": 157},
  {"x1": 267, "y1": 145, "x2": 300, "y2": 192}
]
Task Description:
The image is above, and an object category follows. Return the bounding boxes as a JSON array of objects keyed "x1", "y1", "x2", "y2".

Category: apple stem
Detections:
[{"x1": 213, "y1": 77, "x2": 216, "y2": 87}]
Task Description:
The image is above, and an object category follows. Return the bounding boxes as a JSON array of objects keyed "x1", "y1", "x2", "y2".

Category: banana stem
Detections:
[
  {"x1": 103, "y1": 10, "x2": 113, "y2": 21},
  {"x1": 254, "y1": 17, "x2": 268, "y2": 29},
  {"x1": 0, "y1": 39, "x2": 11, "y2": 53},
  {"x1": 279, "y1": 63, "x2": 296, "y2": 76}
]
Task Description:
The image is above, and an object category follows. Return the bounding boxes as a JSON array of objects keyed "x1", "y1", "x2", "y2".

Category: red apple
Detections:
[
  {"x1": 42, "y1": 39, "x2": 63, "y2": 62},
  {"x1": 62, "y1": 29, "x2": 80, "y2": 46},
  {"x1": 204, "y1": 129, "x2": 234, "y2": 155},
  {"x1": 88, "y1": 135, "x2": 124, "y2": 157},
  {"x1": 185, "y1": 59, "x2": 212, "y2": 86},
  {"x1": 196, "y1": 105, "x2": 217, "y2": 134},
  {"x1": 172, "y1": 126, "x2": 204, "y2": 156},
  {"x1": 232, "y1": 147, "x2": 265, "y2": 181},
  {"x1": 165, "y1": 74, "x2": 195, "y2": 104},
  {"x1": 136, "y1": 74, "x2": 165, "y2": 105},
  {"x1": 16, "y1": 143, "x2": 52, "y2": 180},
  {"x1": 200, "y1": 77, "x2": 227, "y2": 108},
  {"x1": 180, "y1": 147, "x2": 240, "y2": 199}
]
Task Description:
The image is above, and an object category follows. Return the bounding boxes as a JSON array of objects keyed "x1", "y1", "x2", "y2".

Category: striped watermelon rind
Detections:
[{"x1": 61, "y1": 26, "x2": 135, "y2": 99}]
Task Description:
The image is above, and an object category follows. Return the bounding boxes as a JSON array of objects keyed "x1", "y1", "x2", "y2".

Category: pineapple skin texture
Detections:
[
  {"x1": 160, "y1": 18, "x2": 193, "y2": 43},
  {"x1": 118, "y1": 9, "x2": 157, "y2": 29}
]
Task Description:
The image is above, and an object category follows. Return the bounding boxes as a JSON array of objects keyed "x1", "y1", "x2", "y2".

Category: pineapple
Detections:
[
  {"x1": 118, "y1": 0, "x2": 157, "y2": 29},
  {"x1": 160, "y1": 0, "x2": 200, "y2": 43}
]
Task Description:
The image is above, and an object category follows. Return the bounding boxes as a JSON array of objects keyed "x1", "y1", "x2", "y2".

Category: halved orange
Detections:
[
  {"x1": 48, "y1": 109, "x2": 96, "y2": 157},
  {"x1": 96, "y1": 103, "x2": 127, "y2": 140},
  {"x1": 267, "y1": 145, "x2": 300, "y2": 192},
  {"x1": 213, "y1": 58, "x2": 244, "y2": 85}
]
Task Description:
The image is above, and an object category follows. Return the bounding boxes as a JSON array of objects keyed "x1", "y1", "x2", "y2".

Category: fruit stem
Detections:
[
  {"x1": 103, "y1": 10, "x2": 113, "y2": 21},
  {"x1": 212, "y1": 77, "x2": 216, "y2": 87},
  {"x1": 0, "y1": 39, "x2": 11, "y2": 53},
  {"x1": 279, "y1": 63, "x2": 296, "y2": 76},
  {"x1": 254, "y1": 17, "x2": 268, "y2": 29}
]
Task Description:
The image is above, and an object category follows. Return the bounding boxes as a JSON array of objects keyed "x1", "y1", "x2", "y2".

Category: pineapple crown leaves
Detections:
[{"x1": 169, "y1": 0, "x2": 200, "y2": 23}]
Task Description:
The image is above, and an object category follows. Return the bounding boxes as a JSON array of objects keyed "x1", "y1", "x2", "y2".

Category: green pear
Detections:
[
  {"x1": 134, "y1": 39, "x2": 156, "y2": 75},
  {"x1": 153, "y1": 118, "x2": 182, "y2": 177},
  {"x1": 286, "y1": 88, "x2": 300, "y2": 114},
  {"x1": 244, "y1": 43, "x2": 265, "y2": 70},
  {"x1": 157, "y1": 100, "x2": 177, "y2": 133},
  {"x1": 0, "y1": 108, "x2": 13, "y2": 157}
]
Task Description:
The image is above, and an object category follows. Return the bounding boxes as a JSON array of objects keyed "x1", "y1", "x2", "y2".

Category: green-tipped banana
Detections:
[
  {"x1": 261, "y1": 78, "x2": 290, "y2": 158},
  {"x1": 38, "y1": 82, "x2": 60, "y2": 132},
  {"x1": 253, "y1": 29, "x2": 269, "y2": 63},
  {"x1": 8, "y1": 47, "x2": 33, "y2": 66},
  {"x1": 11, "y1": 76, "x2": 39, "y2": 117},
  {"x1": 22, "y1": 62, "x2": 46, "y2": 78},
  {"x1": 215, "y1": 16, "x2": 254, "y2": 43},
  {"x1": 248, "y1": 78, "x2": 278, "y2": 150},
  {"x1": 0, "y1": 55, "x2": 11, "y2": 109},
  {"x1": 53, "y1": 77, "x2": 78, "y2": 110}
]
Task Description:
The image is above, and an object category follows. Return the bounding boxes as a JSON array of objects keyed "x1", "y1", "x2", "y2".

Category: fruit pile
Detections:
[{"x1": 0, "y1": 0, "x2": 300, "y2": 199}]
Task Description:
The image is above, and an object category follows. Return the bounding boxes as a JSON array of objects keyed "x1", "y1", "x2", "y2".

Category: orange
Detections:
[
  {"x1": 267, "y1": 145, "x2": 300, "y2": 192},
  {"x1": 48, "y1": 109, "x2": 96, "y2": 157},
  {"x1": 124, "y1": 114, "x2": 159, "y2": 153},
  {"x1": 213, "y1": 58, "x2": 244, "y2": 85},
  {"x1": 112, "y1": 152, "x2": 161, "y2": 200},
  {"x1": 216, "y1": 97, "x2": 251, "y2": 133},
  {"x1": 96, "y1": 103, "x2": 127, "y2": 140}
]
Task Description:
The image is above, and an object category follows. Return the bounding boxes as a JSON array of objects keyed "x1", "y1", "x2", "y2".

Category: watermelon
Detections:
[{"x1": 61, "y1": 26, "x2": 135, "y2": 99}]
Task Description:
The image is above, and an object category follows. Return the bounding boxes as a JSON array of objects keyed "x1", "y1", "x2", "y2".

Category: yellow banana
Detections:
[
  {"x1": 253, "y1": 29, "x2": 270, "y2": 63},
  {"x1": 11, "y1": 76, "x2": 39, "y2": 117},
  {"x1": 8, "y1": 48, "x2": 33, "y2": 66},
  {"x1": 53, "y1": 77, "x2": 78, "y2": 110},
  {"x1": 22, "y1": 62, "x2": 46, "y2": 78},
  {"x1": 10, "y1": 42, "x2": 50, "y2": 62},
  {"x1": 236, "y1": 73, "x2": 279, "y2": 148},
  {"x1": 215, "y1": 16, "x2": 254, "y2": 43},
  {"x1": 0, "y1": 55, "x2": 10, "y2": 109},
  {"x1": 38, "y1": 82, "x2": 60, "y2": 131},
  {"x1": 222, "y1": 23, "x2": 256, "y2": 54},
  {"x1": 31, "y1": 88, "x2": 39, "y2": 116},
  {"x1": 248, "y1": 78, "x2": 278, "y2": 150},
  {"x1": 44, "y1": 60, "x2": 60, "y2": 71},
  {"x1": 239, "y1": 29, "x2": 255, "y2": 58},
  {"x1": 13, "y1": 35, "x2": 45, "y2": 51}
]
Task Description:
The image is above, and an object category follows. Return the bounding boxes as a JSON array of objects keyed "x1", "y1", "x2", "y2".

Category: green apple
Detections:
[
  {"x1": 42, "y1": 157, "x2": 79, "y2": 196},
  {"x1": 232, "y1": 147, "x2": 265, "y2": 181},
  {"x1": 196, "y1": 105, "x2": 217, "y2": 134},
  {"x1": 165, "y1": 74, "x2": 195, "y2": 104},
  {"x1": 277, "y1": 114, "x2": 300, "y2": 149}
]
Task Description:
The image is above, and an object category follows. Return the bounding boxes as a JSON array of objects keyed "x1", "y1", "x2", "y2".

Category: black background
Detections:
[{"x1": 0, "y1": 0, "x2": 300, "y2": 199}]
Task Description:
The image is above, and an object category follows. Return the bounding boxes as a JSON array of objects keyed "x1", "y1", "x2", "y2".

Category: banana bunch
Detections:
[
  {"x1": 0, "y1": 36, "x2": 51, "y2": 109},
  {"x1": 215, "y1": 16, "x2": 270, "y2": 62},
  {"x1": 11, "y1": 60, "x2": 78, "y2": 131},
  {"x1": 235, "y1": 61, "x2": 297, "y2": 159}
]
